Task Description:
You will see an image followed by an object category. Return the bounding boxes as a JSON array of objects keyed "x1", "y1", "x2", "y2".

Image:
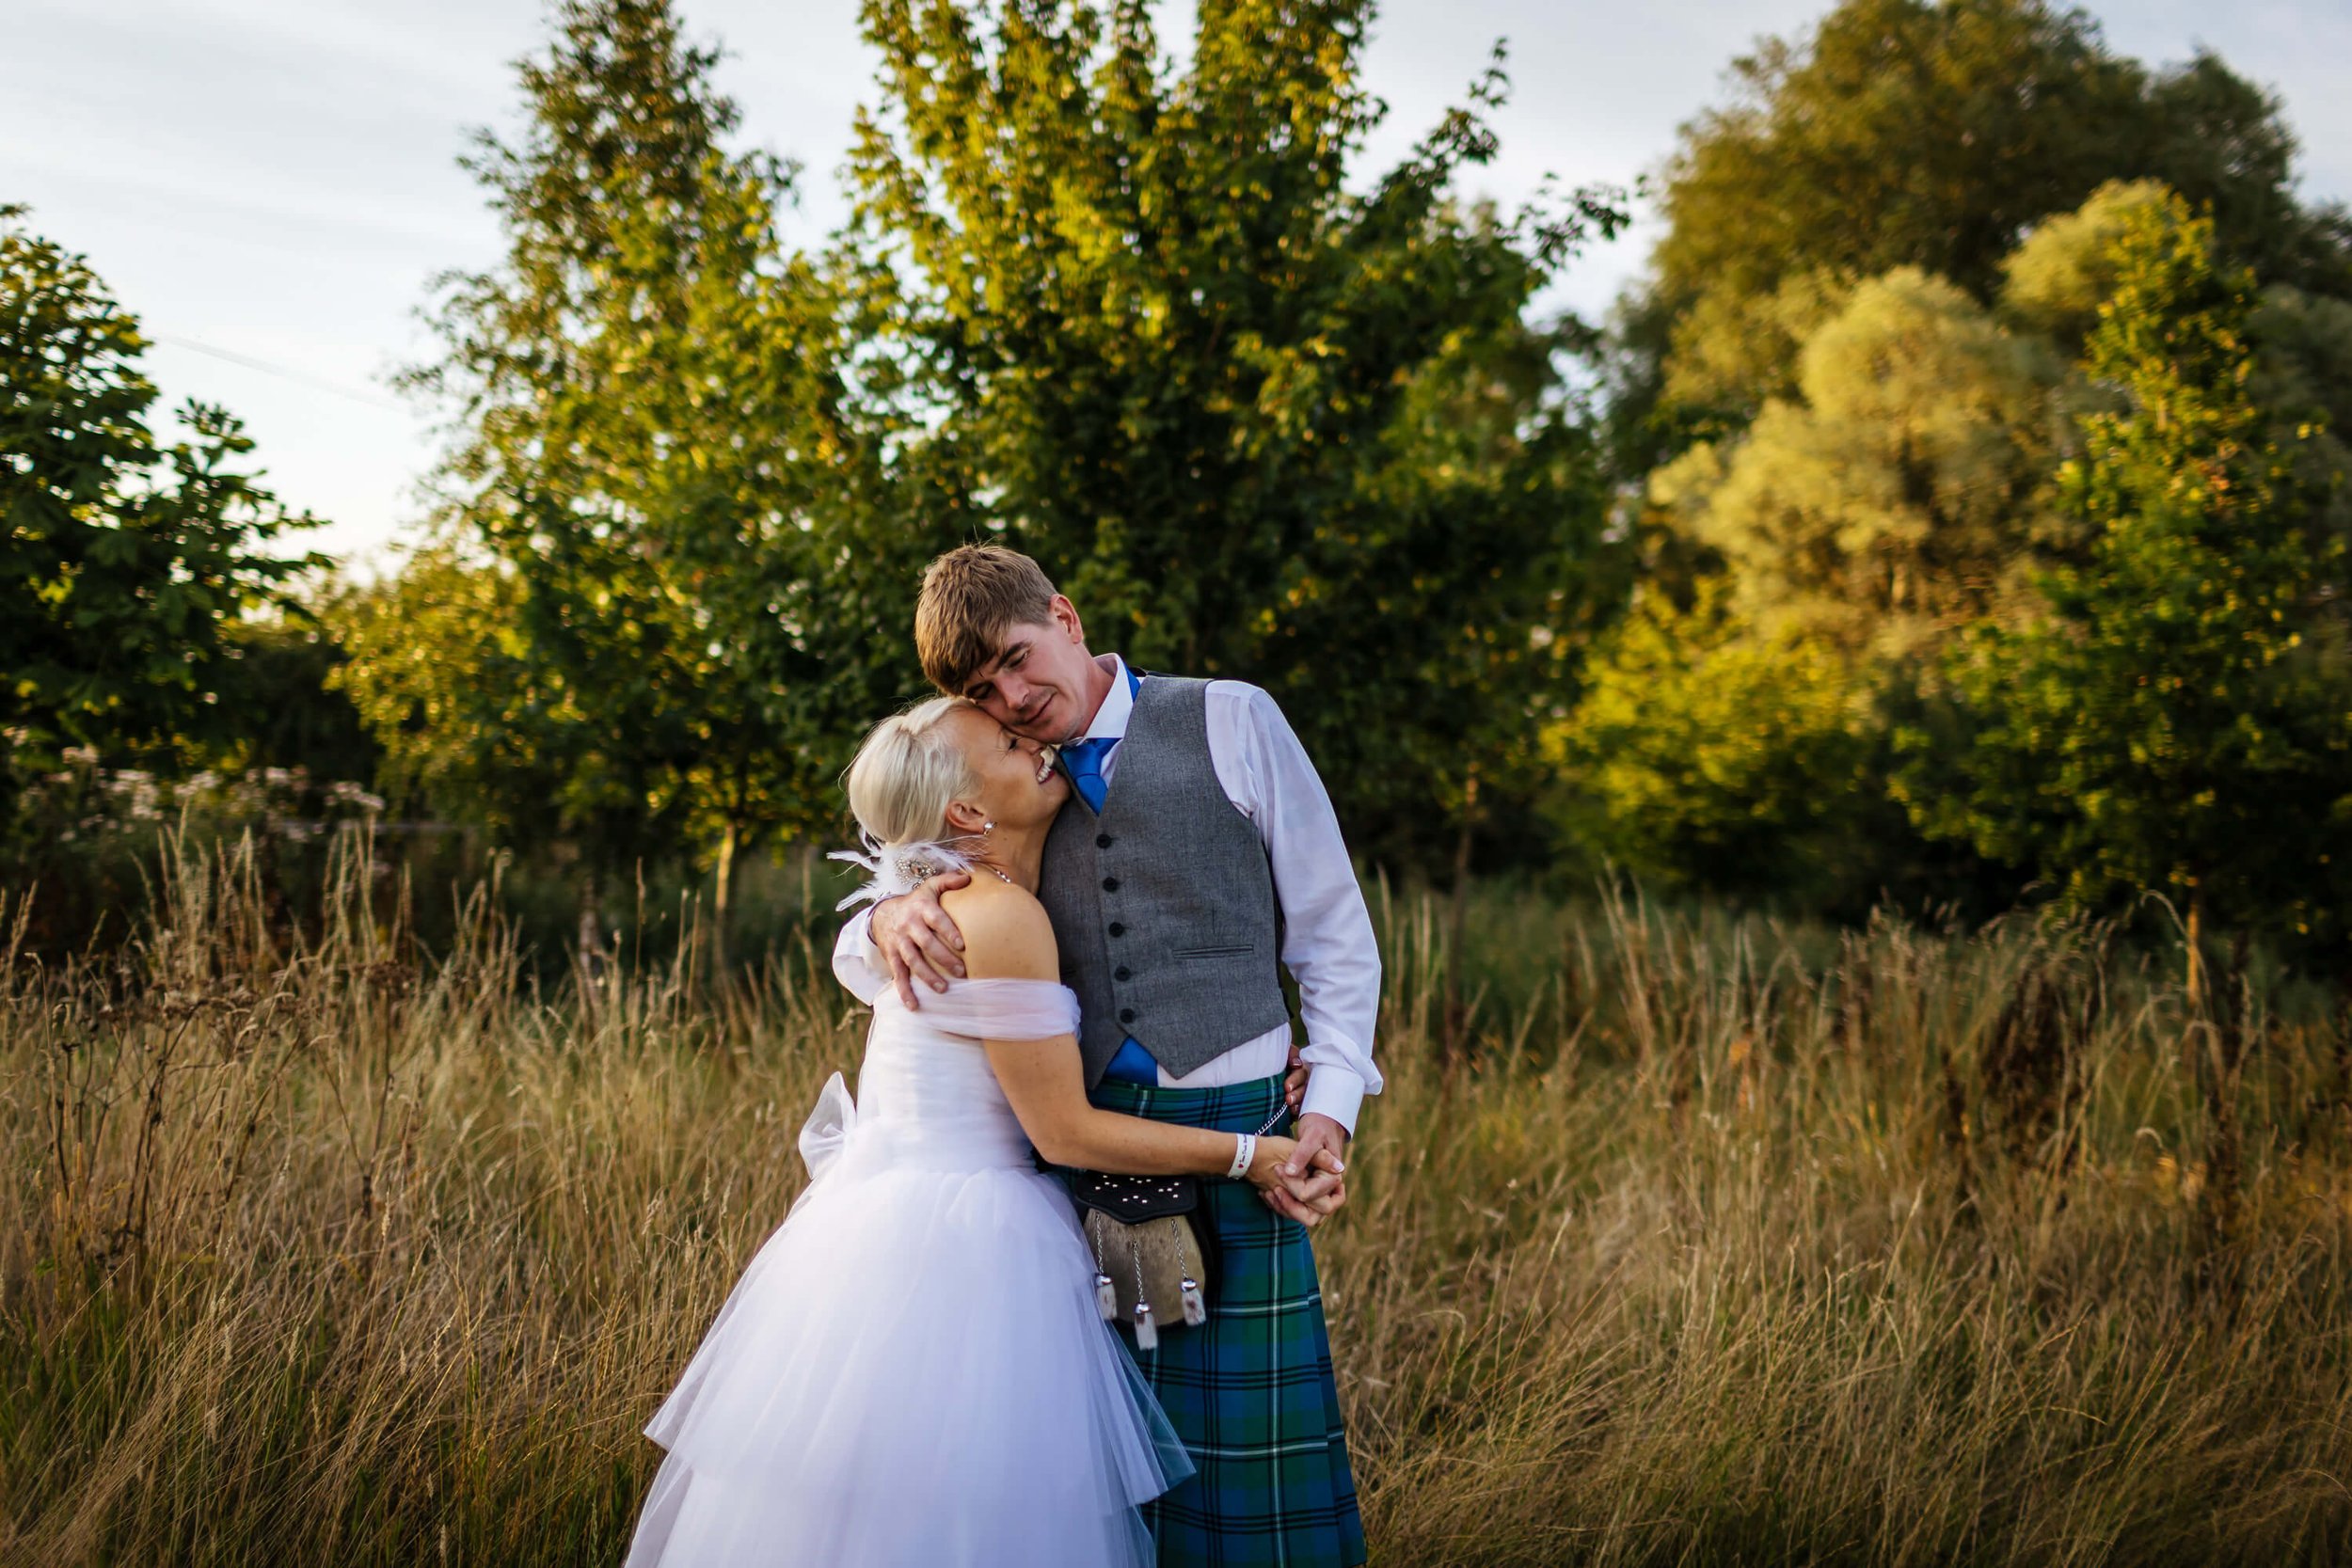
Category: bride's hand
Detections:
[{"x1": 1243, "y1": 1135, "x2": 1301, "y2": 1191}]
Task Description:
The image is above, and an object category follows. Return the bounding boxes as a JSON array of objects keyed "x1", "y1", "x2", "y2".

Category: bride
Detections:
[{"x1": 625, "y1": 696, "x2": 1325, "y2": 1566}]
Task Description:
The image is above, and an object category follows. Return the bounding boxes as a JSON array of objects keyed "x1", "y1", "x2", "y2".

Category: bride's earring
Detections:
[{"x1": 982, "y1": 820, "x2": 995, "y2": 842}]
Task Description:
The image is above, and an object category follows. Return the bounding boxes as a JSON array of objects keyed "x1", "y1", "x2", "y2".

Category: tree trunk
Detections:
[
  {"x1": 577, "y1": 864, "x2": 604, "y2": 1016},
  {"x1": 2185, "y1": 886, "x2": 2205, "y2": 1011},
  {"x1": 711, "y1": 820, "x2": 737, "y2": 986}
]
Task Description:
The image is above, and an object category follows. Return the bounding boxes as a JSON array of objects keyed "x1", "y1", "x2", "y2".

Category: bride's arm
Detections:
[
  {"x1": 960, "y1": 893, "x2": 1324, "y2": 1192},
  {"x1": 988, "y1": 1032, "x2": 1301, "y2": 1185}
]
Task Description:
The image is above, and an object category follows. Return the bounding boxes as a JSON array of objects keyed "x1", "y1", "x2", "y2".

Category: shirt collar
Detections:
[{"x1": 1078, "y1": 654, "x2": 1135, "y2": 743}]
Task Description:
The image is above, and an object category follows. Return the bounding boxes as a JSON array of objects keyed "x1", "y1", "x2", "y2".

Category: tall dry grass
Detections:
[{"x1": 3, "y1": 834, "x2": 2348, "y2": 1565}]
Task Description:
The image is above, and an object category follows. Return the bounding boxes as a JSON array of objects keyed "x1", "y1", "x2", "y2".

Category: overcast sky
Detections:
[{"x1": 7, "y1": 0, "x2": 2348, "y2": 570}]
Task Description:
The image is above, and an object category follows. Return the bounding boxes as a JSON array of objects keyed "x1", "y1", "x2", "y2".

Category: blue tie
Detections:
[
  {"x1": 1063, "y1": 673, "x2": 1158, "y2": 1085},
  {"x1": 1060, "y1": 736, "x2": 1115, "y2": 813}
]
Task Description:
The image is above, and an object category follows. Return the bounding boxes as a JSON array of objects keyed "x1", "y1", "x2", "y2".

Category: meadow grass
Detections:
[{"x1": 3, "y1": 832, "x2": 2349, "y2": 1565}]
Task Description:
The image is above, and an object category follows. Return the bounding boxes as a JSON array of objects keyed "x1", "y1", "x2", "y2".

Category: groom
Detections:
[{"x1": 833, "y1": 545, "x2": 1377, "y2": 1567}]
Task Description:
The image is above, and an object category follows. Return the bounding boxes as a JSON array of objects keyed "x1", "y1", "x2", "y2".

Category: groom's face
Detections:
[{"x1": 961, "y1": 596, "x2": 1098, "y2": 744}]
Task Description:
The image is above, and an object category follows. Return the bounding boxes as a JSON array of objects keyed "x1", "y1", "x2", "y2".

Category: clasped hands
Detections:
[
  {"x1": 1257, "y1": 1131, "x2": 1348, "y2": 1227},
  {"x1": 867, "y1": 881, "x2": 1352, "y2": 1227}
]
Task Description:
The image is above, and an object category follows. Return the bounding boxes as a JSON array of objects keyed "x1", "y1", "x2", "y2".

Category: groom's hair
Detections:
[{"x1": 915, "y1": 546, "x2": 1060, "y2": 694}]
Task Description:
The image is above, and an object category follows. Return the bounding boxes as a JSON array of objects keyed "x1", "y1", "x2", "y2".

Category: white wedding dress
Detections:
[{"x1": 625, "y1": 978, "x2": 1191, "y2": 1567}]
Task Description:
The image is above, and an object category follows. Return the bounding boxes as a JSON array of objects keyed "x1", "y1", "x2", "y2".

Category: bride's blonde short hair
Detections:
[{"x1": 845, "y1": 696, "x2": 981, "y2": 851}]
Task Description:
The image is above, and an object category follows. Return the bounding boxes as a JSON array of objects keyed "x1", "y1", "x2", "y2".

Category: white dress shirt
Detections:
[{"x1": 833, "y1": 655, "x2": 1384, "y2": 1132}]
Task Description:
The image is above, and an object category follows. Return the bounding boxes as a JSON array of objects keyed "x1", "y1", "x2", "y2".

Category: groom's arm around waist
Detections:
[{"x1": 1208, "y1": 681, "x2": 1382, "y2": 1132}]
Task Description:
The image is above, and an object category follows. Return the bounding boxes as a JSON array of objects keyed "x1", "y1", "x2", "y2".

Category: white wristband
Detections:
[{"x1": 1228, "y1": 1132, "x2": 1255, "y2": 1180}]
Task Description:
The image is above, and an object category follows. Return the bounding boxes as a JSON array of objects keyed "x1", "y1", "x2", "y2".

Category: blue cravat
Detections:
[{"x1": 1064, "y1": 668, "x2": 1158, "y2": 1085}]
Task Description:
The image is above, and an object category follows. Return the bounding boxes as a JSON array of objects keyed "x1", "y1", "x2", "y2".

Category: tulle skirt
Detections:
[{"x1": 625, "y1": 1144, "x2": 1191, "y2": 1567}]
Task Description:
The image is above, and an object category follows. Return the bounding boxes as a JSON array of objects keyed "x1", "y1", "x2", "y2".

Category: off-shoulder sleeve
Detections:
[{"x1": 877, "y1": 978, "x2": 1081, "y2": 1040}]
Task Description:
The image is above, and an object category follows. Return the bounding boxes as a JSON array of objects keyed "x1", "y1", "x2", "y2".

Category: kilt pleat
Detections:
[{"x1": 1090, "y1": 1074, "x2": 1367, "y2": 1568}]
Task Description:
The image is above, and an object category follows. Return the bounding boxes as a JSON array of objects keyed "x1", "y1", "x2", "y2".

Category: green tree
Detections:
[
  {"x1": 2004, "y1": 178, "x2": 2352, "y2": 536},
  {"x1": 1650, "y1": 267, "x2": 2066, "y2": 660},
  {"x1": 204, "y1": 608, "x2": 383, "y2": 786},
  {"x1": 2246, "y1": 283, "x2": 2352, "y2": 544},
  {"x1": 1999, "y1": 179, "x2": 2177, "y2": 345},
  {"x1": 1545, "y1": 580, "x2": 1873, "y2": 902},
  {"x1": 1636, "y1": 0, "x2": 2338, "y2": 427},
  {"x1": 1900, "y1": 195, "x2": 2352, "y2": 977},
  {"x1": 370, "y1": 0, "x2": 886, "y2": 960},
  {"x1": 331, "y1": 549, "x2": 580, "y2": 848},
  {"x1": 843, "y1": 0, "x2": 1628, "y2": 861},
  {"x1": 0, "y1": 208, "x2": 322, "y2": 808}
]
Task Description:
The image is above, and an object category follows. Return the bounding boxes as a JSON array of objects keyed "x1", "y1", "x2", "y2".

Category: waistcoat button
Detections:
[
  {"x1": 1095, "y1": 833, "x2": 1112, "y2": 848},
  {"x1": 1102, "y1": 876, "x2": 1120, "y2": 892},
  {"x1": 1107, "y1": 922, "x2": 1125, "y2": 938},
  {"x1": 1114, "y1": 966, "x2": 1132, "y2": 981},
  {"x1": 1120, "y1": 1007, "x2": 1136, "y2": 1024}
]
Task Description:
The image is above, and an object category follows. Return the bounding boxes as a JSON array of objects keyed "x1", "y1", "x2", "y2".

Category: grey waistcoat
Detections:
[{"x1": 1039, "y1": 675, "x2": 1292, "y2": 1087}]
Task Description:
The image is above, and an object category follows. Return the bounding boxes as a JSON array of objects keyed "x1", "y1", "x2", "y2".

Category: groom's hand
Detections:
[
  {"x1": 1262, "y1": 1147, "x2": 1345, "y2": 1227},
  {"x1": 1282, "y1": 1113, "x2": 1350, "y2": 1211},
  {"x1": 871, "y1": 876, "x2": 971, "y2": 1008}
]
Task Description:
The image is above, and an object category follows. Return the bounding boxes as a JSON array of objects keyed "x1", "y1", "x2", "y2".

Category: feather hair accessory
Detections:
[{"x1": 827, "y1": 832, "x2": 977, "y2": 911}]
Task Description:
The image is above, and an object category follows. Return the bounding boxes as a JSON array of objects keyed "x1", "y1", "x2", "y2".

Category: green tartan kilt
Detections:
[{"x1": 1089, "y1": 1073, "x2": 1366, "y2": 1568}]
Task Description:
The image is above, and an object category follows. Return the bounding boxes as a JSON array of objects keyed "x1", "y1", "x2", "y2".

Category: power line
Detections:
[{"x1": 150, "y1": 331, "x2": 407, "y2": 413}]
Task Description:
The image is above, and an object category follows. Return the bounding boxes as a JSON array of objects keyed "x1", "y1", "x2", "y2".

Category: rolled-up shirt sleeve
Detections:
[
  {"x1": 1222, "y1": 684, "x2": 1384, "y2": 1132},
  {"x1": 831, "y1": 906, "x2": 889, "y2": 1007}
]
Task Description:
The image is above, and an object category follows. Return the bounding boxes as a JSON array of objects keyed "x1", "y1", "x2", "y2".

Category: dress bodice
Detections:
[{"x1": 826, "y1": 979, "x2": 1080, "y2": 1176}]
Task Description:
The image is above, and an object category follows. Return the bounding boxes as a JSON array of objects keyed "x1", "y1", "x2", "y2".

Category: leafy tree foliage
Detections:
[
  {"x1": 1546, "y1": 580, "x2": 1871, "y2": 901},
  {"x1": 2247, "y1": 284, "x2": 2352, "y2": 543},
  {"x1": 332, "y1": 550, "x2": 572, "y2": 851},
  {"x1": 2005, "y1": 179, "x2": 2352, "y2": 539},
  {"x1": 0, "y1": 208, "x2": 322, "y2": 800},
  {"x1": 1900, "y1": 196, "x2": 2352, "y2": 963},
  {"x1": 205, "y1": 611, "x2": 383, "y2": 785},
  {"x1": 361, "y1": 0, "x2": 895, "y2": 940},
  {"x1": 1999, "y1": 179, "x2": 2177, "y2": 345},
  {"x1": 339, "y1": 0, "x2": 1637, "y2": 898},
  {"x1": 843, "y1": 0, "x2": 1628, "y2": 859},
  {"x1": 1650, "y1": 268, "x2": 2066, "y2": 659},
  {"x1": 294, "y1": 0, "x2": 2352, "y2": 965},
  {"x1": 1639, "y1": 0, "x2": 2341, "y2": 426}
]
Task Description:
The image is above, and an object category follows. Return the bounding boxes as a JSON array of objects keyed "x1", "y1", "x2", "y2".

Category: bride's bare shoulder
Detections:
[{"x1": 942, "y1": 882, "x2": 1058, "y2": 982}]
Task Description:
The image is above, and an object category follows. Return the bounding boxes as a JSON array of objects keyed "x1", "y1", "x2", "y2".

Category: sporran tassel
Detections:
[
  {"x1": 1180, "y1": 1276, "x2": 1207, "y2": 1327},
  {"x1": 1129, "y1": 1243, "x2": 1157, "y2": 1348},
  {"x1": 1095, "y1": 1271, "x2": 1118, "y2": 1321}
]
